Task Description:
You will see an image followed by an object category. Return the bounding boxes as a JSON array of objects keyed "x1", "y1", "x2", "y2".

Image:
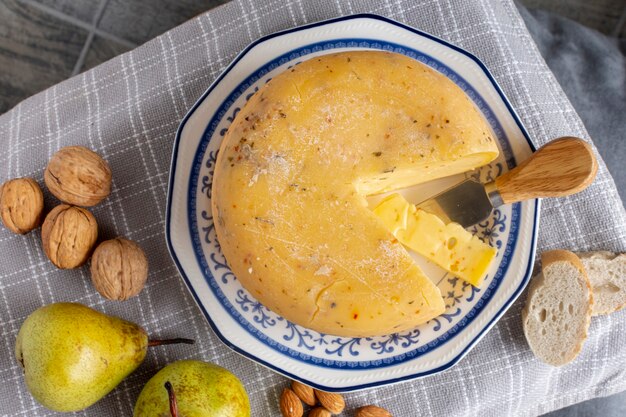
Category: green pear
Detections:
[
  {"x1": 134, "y1": 360, "x2": 250, "y2": 417},
  {"x1": 15, "y1": 302, "x2": 193, "y2": 412}
]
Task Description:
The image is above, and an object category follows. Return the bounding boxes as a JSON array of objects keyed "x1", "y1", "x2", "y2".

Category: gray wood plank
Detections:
[
  {"x1": 82, "y1": 35, "x2": 130, "y2": 72},
  {"x1": 31, "y1": 0, "x2": 102, "y2": 23},
  {"x1": 97, "y1": 0, "x2": 230, "y2": 45},
  {"x1": 0, "y1": 0, "x2": 88, "y2": 114}
]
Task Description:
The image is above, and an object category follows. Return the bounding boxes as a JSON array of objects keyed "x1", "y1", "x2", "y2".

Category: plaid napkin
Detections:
[{"x1": 1, "y1": 1, "x2": 625, "y2": 416}]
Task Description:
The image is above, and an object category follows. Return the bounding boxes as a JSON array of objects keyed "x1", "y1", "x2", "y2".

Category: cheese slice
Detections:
[
  {"x1": 373, "y1": 193, "x2": 497, "y2": 286},
  {"x1": 212, "y1": 51, "x2": 499, "y2": 337}
]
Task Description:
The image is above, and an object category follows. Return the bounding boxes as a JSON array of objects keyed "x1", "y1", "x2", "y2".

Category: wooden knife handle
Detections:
[{"x1": 494, "y1": 137, "x2": 598, "y2": 204}]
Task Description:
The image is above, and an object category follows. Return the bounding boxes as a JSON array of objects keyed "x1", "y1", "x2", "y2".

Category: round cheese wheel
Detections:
[{"x1": 212, "y1": 51, "x2": 499, "y2": 337}]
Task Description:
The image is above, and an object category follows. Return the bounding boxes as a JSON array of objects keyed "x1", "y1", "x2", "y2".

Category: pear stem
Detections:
[
  {"x1": 148, "y1": 338, "x2": 195, "y2": 347},
  {"x1": 164, "y1": 381, "x2": 179, "y2": 417}
]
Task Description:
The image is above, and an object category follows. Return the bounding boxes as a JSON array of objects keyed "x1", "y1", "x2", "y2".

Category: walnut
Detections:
[
  {"x1": 41, "y1": 204, "x2": 98, "y2": 269},
  {"x1": 90, "y1": 238, "x2": 148, "y2": 300},
  {"x1": 0, "y1": 178, "x2": 44, "y2": 234},
  {"x1": 44, "y1": 146, "x2": 112, "y2": 207}
]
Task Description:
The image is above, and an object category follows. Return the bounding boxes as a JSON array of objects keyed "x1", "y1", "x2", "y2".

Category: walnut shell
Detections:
[
  {"x1": 0, "y1": 178, "x2": 44, "y2": 234},
  {"x1": 41, "y1": 204, "x2": 98, "y2": 269},
  {"x1": 45, "y1": 146, "x2": 112, "y2": 206},
  {"x1": 90, "y1": 238, "x2": 148, "y2": 301}
]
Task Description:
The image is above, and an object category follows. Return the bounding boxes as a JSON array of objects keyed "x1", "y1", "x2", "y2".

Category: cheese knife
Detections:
[{"x1": 415, "y1": 137, "x2": 598, "y2": 228}]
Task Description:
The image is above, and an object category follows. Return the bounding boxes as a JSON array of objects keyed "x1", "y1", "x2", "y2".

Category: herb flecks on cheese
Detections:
[{"x1": 212, "y1": 51, "x2": 499, "y2": 337}]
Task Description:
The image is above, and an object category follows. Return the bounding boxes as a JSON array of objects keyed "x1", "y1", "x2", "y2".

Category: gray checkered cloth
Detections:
[{"x1": 1, "y1": 1, "x2": 625, "y2": 416}]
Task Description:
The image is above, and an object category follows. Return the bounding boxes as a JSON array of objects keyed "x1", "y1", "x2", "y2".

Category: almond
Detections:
[
  {"x1": 314, "y1": 390, "x2": 345, "y2": 414},
  {"x1": 308, "y1": 408, "x2": 331, "y2": 417},
  {"x1": 356, "y1": 405, "x2": 393, "y2": 417},
  {"x1": 280, "y1": 388, "x2": 304, "y2": 417},
  {"x1": 291, "y1": 380, "x2": 316, "y2": 406}
]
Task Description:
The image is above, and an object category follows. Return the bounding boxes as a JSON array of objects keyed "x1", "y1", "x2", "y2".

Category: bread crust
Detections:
[
  {"x1": 522, "y1": 250, "x2": 592, "y2": 366},
  {"x1": 577, "y1": 251, "x2": 626, "y2": 315},
  {"x1": 578, "y1": 251, "x2": 616, "y2": 260},
  {"x1": 541, "y1": 250, "x2": 587, "y2": 278}
]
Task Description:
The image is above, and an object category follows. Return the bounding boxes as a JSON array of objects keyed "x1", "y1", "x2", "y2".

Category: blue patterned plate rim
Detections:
[
  {"x1": 189, "y1": 38, "x2": 517, "y2": 367},
  {"x1": 166, "y1": 13, "x2": 539, "y2": 391}
]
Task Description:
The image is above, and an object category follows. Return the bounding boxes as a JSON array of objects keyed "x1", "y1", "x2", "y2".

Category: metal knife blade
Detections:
[
  {"x1": 414, "y1": 138, "x2": 598, "y2": 228},
  {"x1": 415, "y1": 179, "x2": 502, "y2": 228}
]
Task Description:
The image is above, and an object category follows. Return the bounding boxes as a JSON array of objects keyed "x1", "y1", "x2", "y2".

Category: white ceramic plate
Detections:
[{"x1": 166, "y1": 14, "x2": 539, "y2": 392}]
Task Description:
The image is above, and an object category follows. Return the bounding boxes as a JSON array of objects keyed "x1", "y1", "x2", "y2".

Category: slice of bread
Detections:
[
  {"x1": 522, "y1": 250, "x2": 593, "y2": 366},
  {"x1": 577, "y1": 251, "x2": 626, "y2": 316}
]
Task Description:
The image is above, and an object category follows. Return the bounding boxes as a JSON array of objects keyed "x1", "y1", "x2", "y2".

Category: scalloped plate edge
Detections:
[{"x1": 165, "y1": 13, "x2": 539, "y2": 392}]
